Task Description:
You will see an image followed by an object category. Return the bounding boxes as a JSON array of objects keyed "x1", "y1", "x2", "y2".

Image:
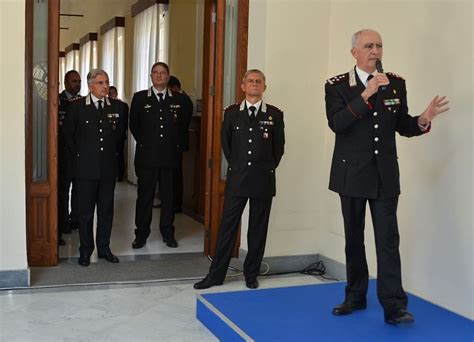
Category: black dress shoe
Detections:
[
  {"x1": 332, "y1": 301, "x2": 367, "y2": 315},
  {"x1": 78, "y1": 257, "x2": 90, "y2": 267},
  {"x1": 385, "y1": 310, "x2": 414, "y2": 325},
  {"x1": 98, "y1": 252, "x2": 120, "y2": 263},
  {"x1": 194, "y1": 277, "x2": 224, "y2": 290},
  {"x1": 174, "y1": 207, "x2": 182, "y2": 213},
  {"x1": 132, "y1": 239, "x2": 146, "y2": 249},
  {"x1": 246, "y1": 279, "x2": 259, "y2": 289},
  {"x1": 163, "y1": 236, "x2": 178, "y2": 248}
]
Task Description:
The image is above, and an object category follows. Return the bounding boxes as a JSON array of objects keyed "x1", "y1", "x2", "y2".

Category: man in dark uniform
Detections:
[
  {"x1": 63, "y1": 69, "x2": 128, "y2": 266},
  {"x1": 58, "y1": 70, "x2": 81, "y2": 245},
  {"x1": 130, "y1": 62, "x2": 187, "y2": 249},
  {"x1": 108, "y1": 86, "x2": 129, "y2": 182},
  {"x1": 168, "y1": 75, "x2": 193, "y2": 212},
  {"x1": 194, "y1": 69, "x2": 285, "y2": 290},
  {"x1": 325, "y1": 29, "x2": 449, "y2": 324}
]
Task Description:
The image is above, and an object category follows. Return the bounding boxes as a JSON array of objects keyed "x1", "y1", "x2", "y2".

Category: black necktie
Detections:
[
  {"x1": 158, "y1": 93, "x2": 164, "y2": 103},
  {"x1": 366, "y1": 74, "x2": 374, "y2": 86},
  {"x1": 249, "y1": 106, "x2": 256, "y2": 120},
  {"x1": 97, "y1": 100, "x2": 103, "y2": 111}
]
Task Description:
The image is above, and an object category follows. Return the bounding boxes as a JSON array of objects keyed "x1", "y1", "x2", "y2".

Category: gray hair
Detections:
[
  {"x1": 351, "y1": 29, "x2": 379, "y2": 48},
  {"x1": 242, "y1": 69, "x2": 266, "y2": 83},
  {"x1": 87, "y1": 69, "x2": 109, "y2": 85}
]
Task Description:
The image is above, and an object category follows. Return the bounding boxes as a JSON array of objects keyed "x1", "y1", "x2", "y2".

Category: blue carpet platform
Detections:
[{"x1": 196, "y1": 279, "x2": 473, "y2": 341}]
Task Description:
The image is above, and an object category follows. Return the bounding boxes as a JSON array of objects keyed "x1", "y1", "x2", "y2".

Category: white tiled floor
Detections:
[
  {"x1": 0, "y1": 274, "x2": 326, "y2": 341},
  {"x1": 59, "y1": 182, "x2": 205, "y2": 261}
]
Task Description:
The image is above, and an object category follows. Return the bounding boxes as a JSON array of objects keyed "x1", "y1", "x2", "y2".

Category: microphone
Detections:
[{"x1": 375, "y1": 59, "x2": 386, "y2": 91}]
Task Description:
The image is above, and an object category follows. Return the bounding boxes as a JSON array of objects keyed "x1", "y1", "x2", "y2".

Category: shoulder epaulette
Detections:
[
  {"x1": 224, "y1": 103, "x2": 239, "y2": 111},
  {"x1": 266, "y1": 103, "x2": 283, "y2": 113},
  {"x1": 326, "y1": 73, "x2": 348, "y2": 85},
  {"x1": 386, "y1": 72, "x2": 405, "y2": 80}
]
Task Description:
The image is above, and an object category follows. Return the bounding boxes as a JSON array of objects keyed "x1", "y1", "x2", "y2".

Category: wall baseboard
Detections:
[
  {"x1": 0, "y1": 269, "x2": 30, "y2": 289},
  {"x1": 238, "y1": 249, "x2": 346, "y2": 280}
]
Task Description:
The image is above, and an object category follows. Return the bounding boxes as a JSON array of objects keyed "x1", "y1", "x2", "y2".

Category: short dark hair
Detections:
[
  {"x1": 109, "y1": 86, "x2": 117, "y2": 92},
  {"x1": 168, "y1": 76, "x2": 181, "y2": 89},
  {"x1": 64, "y1": 70, "x2": 80, "y2": 82},
  {"x1": 150, "y1": 62, "x2": 169, "y2": 74}
]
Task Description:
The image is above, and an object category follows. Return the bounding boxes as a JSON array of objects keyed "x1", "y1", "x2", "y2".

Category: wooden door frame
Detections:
[
  {"x1": 25, "y1": 0, "x2": 60, "y2": 266},
  {"x1": 203, "y1": 0, "x2": 248, "y2": 256}
]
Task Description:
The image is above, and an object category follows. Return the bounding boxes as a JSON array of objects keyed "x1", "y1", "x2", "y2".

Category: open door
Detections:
[
  {"x1": 202, "y1": 0, "x2": 248, "y2": 256},
  {"x1": 25, "y1": 0, "x2": 60, "y2": 266}
]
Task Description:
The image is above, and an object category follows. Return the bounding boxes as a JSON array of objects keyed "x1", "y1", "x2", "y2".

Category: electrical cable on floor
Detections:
[
  {"x1": 207, "y1": 255, "x2": 243, "y2": 277},
  {"x1": 208, "y1": 255, "x2": 340, "y2": 282}
]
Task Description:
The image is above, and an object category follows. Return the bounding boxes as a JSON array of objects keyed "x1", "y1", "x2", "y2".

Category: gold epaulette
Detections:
[
  {"x1": 326, "y1": 73, "x2": 348, "y2": 85},
  {"x1": 386, "y1": 72, "x2": 405, "y2": 80}
]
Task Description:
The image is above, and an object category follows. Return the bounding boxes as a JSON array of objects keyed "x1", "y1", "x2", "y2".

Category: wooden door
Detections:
[
  {"x1": 25, "y1": 0, "x2": 60, "y2": 266},
  {"x1": 202, "y1": 0, "x2": 248, "y2": 256}
]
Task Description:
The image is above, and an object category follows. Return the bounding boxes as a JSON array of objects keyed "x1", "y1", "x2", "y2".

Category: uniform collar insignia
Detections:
[
  {"x1": 86, "y1": 94, "x2": 110, "y2": 106},
  {"x1": 239, "y1": 100, "x2": 266, "y2": 113},
  {"x1": 349, "y1": 67, "x2": 357, "y2": 87},
  {"x1": 239, "y1": 100, "x2": 246, "y2": 111}
]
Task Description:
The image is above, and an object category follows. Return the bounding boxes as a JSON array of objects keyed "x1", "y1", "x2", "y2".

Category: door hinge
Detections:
[
  {"x1": 211, "y1": 11, "x2": 217, "y2": 23},
  {"x1": 208, "y1": 159, "x2": 213, "y2": 168},
  {"x1": 210, "y1": 85, "x2": 215, "y2": 96}
]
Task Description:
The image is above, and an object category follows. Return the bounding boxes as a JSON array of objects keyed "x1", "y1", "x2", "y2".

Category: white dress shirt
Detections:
[{"x1": 245, "y1": 100, "x2": 262, "y2": 117}]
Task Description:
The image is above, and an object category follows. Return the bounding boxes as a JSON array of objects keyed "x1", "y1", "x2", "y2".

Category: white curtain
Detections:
[
  {"x1": 65, "y1": 49, "x2": 79, "y2": 72},
  {"x1": 128, "y1": 3, "x2": 169, "y2": 183},
  {"x1": 101, "y1": 27, "x2": 125, "y2": 101},
  {"x1": 59, "y1": 56, "x2": 65, "y2": 92},
  {"x1": 79, "y1": 40, "x2": 98, "y2": 96}
]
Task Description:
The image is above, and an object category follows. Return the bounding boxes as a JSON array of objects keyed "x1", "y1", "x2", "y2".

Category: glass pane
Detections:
[
  {"x1": 220, "y1": 0, "x2": 239, "y2": 180},
  {"x1": 32, "y1": 0, "x2": 49, "y2": 182}
]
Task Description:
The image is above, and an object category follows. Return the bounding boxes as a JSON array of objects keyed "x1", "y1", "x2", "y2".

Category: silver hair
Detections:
[
  {"x1": 242, "y1": 69, "x2": 266, "y2": 83},
  {"x1": 87, "y1": 69, "x2": 109, "y2": 85},
  {"x1": 351, "y1": 29, "x2": 379, "y2": 48}
]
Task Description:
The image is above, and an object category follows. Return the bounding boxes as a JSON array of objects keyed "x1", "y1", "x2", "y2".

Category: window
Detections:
[
  {"x1": 65, "y1": 43, "x2": 79, "y2": 73},
  {"x1": 79, "y1": 33, "x2": 98, "y2": 96},
  {"x1": 100, "y1": 17, "x2": 126, "y2": 100}
]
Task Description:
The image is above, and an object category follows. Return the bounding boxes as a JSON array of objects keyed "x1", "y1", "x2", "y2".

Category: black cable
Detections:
[{"x1": 206, "y1": 255, "x2": 340, "y2": 282}]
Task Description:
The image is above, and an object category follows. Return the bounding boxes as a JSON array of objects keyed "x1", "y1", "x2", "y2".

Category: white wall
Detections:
[
  {"x1": 246, "y1": 0, "x2": 473, "y2": 319},
  {"x1": 243, "y1": 0, "x2": 332, "y2": 255},
  {"x1": 0, "y1": 0, "x2": 28, "y2": 271}
]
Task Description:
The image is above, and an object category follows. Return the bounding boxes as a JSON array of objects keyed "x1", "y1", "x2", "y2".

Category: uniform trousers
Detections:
[
  {"x1": 173, "y1": 152, "x2": 183, "y2": 211},
  {"x1": 135, "y1": 166, "x2": 175, "y2": 241},
  {"x1": 340, "y1": 194, "x2": 408, "y2": 317},
  {"x1": 209, "y1": 195, "x2": 273, "y2": 282},
  {"x1": 58, "y1": 164, "x2": 78, "y2": 232},
  {"x1": 76, "y1": 178, "x2": 116, "y2": 257}
]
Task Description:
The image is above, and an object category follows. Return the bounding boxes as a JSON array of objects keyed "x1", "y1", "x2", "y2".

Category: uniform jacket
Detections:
[
  {"x1": 58, "y1": 91, "x2": 81, "y2": 172},
  {"x1": 325, "y1": 66, "x2": 427, "y2": 199},
  {"x1": 222, "y1": 100, "x2": 285, "y2": 199},
  {"x1": 63, "y1": 94, "x2": 128, "y2": 180},
  {"x1": 129, "y1": 88, "x2": 186, "y2": 168}
]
